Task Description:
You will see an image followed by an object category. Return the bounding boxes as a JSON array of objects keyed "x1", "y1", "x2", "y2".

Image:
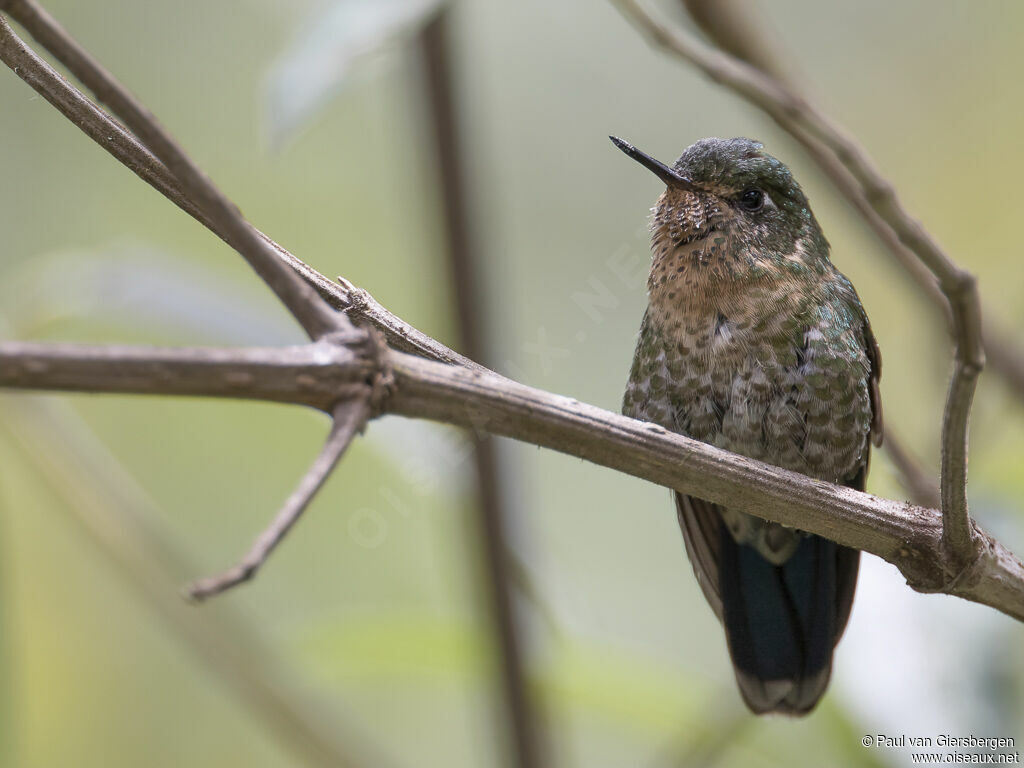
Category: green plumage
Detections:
[{"x1": 614, "y1": 136, "x2": 882, "y2": 715}]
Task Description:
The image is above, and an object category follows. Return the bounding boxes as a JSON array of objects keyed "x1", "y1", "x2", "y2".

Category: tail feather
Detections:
[
  {"x1": 675, "y1": 492, "x2": 860, "y2": 715},
  {"x1": 718, "y1": 527, "x2": 858, "y2": 714}
]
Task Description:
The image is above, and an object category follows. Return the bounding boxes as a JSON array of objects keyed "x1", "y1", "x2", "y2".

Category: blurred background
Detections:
[{"x1": 2, "y1": 0, "x2": 1024, "y2": 766}]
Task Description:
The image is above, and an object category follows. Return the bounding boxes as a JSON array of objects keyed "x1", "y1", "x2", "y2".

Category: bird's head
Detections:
[{"x1": 611, "y1": 136, "x2": 829, "y2": 292}]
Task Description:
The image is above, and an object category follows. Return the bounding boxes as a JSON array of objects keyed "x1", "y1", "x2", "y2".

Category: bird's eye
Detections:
[{"x1": 739, "y1": 188, "x2": 765, "y2": 211}]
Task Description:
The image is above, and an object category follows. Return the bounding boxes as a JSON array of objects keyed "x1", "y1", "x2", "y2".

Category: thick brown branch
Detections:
[
  {"x1": 612, "y1": 0, "x2": 983, "y2": 569},
  {"x1": 0, "y1": 340, "x2": 371, "y2": 410},
  {"x1": 386, "y1": 352, "x2": 1020, "y2": 618},
  {"x1": 2, "y1": 339, "x2": 1022, "y2": 622},
  {"x1": 0, "y1": 4, "x2": 339, "y2": 339},
  {"x1": 187, "y1": 398, "x2": 371, "y2": 601}
]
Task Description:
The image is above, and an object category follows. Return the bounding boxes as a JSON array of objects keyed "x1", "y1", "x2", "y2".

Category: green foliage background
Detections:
[{"x1": 2, "y1": 1, "x2": 1024, "y2": 766}]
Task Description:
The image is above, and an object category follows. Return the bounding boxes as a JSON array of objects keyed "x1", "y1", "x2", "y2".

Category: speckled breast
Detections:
[{"x1": 624, "y1": 278, "x2": 873, "y2": 485}]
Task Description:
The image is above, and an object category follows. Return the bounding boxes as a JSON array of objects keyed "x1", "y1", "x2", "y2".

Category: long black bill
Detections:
[{"x1": 609, "y1": 136, "x2": 698, "y2": 192}]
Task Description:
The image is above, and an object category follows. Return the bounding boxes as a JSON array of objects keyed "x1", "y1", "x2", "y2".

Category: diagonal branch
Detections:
[
  {"x1": 0, "y1": 12, "x2": 475, "y2": 370},
  {"x1": 187, "y1": 396, "x2": 371, "y2": 601},
  {"x1": 611, "y1": 0, "x2": 983, "y2": 570},
  {"x1": 389, "y1": 352, "x2": 1017, "y2": 616},
  {"x1": 2, "y1": 338, "x2": 1023, "y2": 623},
  {"x1": 0, "y1": 2, "x2": 340, "y2": 339}
]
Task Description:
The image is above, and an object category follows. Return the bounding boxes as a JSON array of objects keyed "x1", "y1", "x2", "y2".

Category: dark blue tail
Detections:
[{"x1": 718, "y1": 529, "x2": 859, "y2": 714}]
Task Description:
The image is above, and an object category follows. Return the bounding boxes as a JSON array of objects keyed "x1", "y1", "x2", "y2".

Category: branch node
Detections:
[
  {"x1": 962, "y1": 360, "x2": 984, "y2": 378},
  {"x1": 942, "y1": 516, "x2": 985, "y2": 569},
  {"x1": 938, "y1": 532, "x2": 985, "y2": 593},
  {"x1": 336, "y1": 276, "x2": 369, "y2": 313},
  {"x1": 945, "y1": 269, "x2": 978, "y2": 302},
  {"x1": 365, "y1": 327, "x2": 395, "y2": 416}
]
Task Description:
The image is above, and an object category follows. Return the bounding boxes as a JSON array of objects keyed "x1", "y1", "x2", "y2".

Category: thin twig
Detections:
[
  {"x1": 0, "y1": 3, "x2": 340, "y2": 339},
  {"x1": 420, "y1": 11, "x2": 547, "y2": 768},
  {"x1": 187, "y1": 397, "x2": 371, "y2": 601},
  {"x1": 3, "y1": 339, "x2": 1023, "y2": 622},
  {"x1": 612, "y1": 0, "x2": 983, "y2": 571}
]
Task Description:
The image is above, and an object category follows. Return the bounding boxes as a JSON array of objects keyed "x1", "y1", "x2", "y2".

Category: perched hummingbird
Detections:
[{"x1": 613, "y1": 136, "x2": 882, "y2": 715}]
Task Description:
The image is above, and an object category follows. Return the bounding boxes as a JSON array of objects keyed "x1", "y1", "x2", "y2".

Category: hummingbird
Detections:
[{"x1": 612, "y1": 136, "x2": 882, "y2": 715}]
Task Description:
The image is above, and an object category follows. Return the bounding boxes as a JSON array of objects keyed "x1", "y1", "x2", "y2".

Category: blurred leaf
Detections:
[
  {"x1": 0, "y1": 241, "x2": 296, "y2": 344},
  {"x1": 263, "y1": 0, "x2": 446, "y2": 146}
]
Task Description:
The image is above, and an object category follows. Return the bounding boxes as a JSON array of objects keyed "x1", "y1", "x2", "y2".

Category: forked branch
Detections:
[{"x1": 187, "y1": 397, "x2": 372, "y2": 601}]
